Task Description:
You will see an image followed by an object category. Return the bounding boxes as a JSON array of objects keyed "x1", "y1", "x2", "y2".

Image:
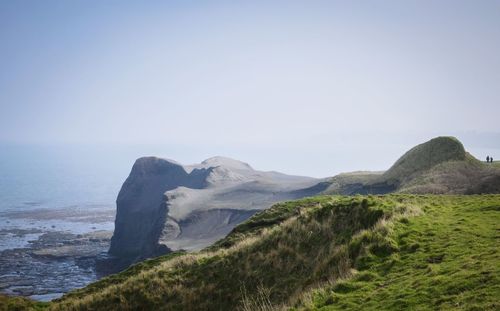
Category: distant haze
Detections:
[{"x1": 1, "y1": 1, "x2": 499, "y2": 177}]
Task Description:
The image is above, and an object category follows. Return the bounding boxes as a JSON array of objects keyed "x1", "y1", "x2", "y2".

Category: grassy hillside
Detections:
[
  {"x1": 23, "y1": 194, "x2": 496, "y2": 311},
  {"x1": 397, "y1": 155, "x2": 500, "y2": 194},
  {"x1": 382, "y1": 136, "x2": 466, "y2": 186},
  {"x1": 299, "y1": 195, "x2": 500, "y2": 310},
  {"x1": 0, "y1": 295, "x2": 48, "y2": 311},
  {"x1": 50, "y1": 196, "x2": 388, "y2": 310},
  {"x1": 324, "y1": 137, "x2": 500, "y2": 195},
  {"x1": 490, "y1": 161, "x2": 500, "y2": 168}
]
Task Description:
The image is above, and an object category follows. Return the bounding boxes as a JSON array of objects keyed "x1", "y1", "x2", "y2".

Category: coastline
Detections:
[{"x1": 0, "y1": 204, "x2": 115, "y2": 301}]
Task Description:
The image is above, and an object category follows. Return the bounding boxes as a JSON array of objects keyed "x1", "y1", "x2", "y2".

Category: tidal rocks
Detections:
[{"x1": 0, "y1": 230, "x2": 112, "y2": 301}]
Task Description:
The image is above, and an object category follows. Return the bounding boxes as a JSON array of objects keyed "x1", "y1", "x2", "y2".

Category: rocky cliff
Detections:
[{"x1": 109, "y1": 156, "x2": 320, "y2": 261}]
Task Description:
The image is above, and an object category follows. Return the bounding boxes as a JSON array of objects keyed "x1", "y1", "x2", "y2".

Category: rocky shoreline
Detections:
[{"x1": 0, "y1": 229, "x2": 112, "y2": 301}]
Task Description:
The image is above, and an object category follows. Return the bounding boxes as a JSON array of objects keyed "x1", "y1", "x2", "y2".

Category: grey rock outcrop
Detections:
[{"x1": 109, "y1": 156, "x2": 321, "y2": 261}]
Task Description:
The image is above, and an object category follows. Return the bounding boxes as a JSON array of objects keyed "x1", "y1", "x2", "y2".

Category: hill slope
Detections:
[
  {"x1": 324, "y1": 137, "x2": 500, "y2": 195},
  {"x1": 382, "y1": 136, "x2": 466, "y2": 185},
  {"x1": 42, "y1": 194, "x2": 500, "y2": 310}
]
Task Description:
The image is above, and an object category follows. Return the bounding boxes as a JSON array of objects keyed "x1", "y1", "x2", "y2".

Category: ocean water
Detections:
[
  {"x1": 0, "y1": 144, "x2": 131, "y2": 243},
  {"x1": 0, "y1": 143, "x2": 137, "y2": 300},
  {"x1": 0, "y1": 143, "x2": 130, "y2": 214}
]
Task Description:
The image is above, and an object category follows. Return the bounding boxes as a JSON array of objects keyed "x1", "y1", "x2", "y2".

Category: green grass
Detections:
[
  {"x1": 2, "y1": 195, "x2": 499, "y2": 311},
  {"x1": 395, "y1": 154, "x2": 490, "y2": 194},
  {"x1": 382, "y1": 136, "x2": 467, "y2": 186},
  {"x1": 0, "y1": 295, "x2": 48, "y2": 311},
  {"x1": 301, "y1": 195, "x2": 500, "y2": 311},
  {"x1": 490, "y1": 161, "x2": 500, "y2": 168},
  {"x1": 208, "y1": 196, "x2": 334, "y2": 250}
]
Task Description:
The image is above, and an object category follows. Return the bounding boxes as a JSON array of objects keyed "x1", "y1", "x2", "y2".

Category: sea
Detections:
[
  {"x1": 0, "y1": 143, "x2": 138, "y2": 301},
  {"x1": 0, "y1": 144, "x2": 131, "y2": 246}
]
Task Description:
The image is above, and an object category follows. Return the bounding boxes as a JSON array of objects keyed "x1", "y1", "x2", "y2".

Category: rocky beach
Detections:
[{"x1": 0, "y1": 204, "x2": 115, "y2": 301}]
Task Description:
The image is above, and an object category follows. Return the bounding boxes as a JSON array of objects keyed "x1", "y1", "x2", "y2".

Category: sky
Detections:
[{"x1": 1, "y1": 0, "x2": 499, "y2": 177}]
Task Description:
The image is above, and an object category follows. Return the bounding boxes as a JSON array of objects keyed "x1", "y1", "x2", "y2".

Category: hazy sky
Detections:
[{"x1": 1, "y1": 1, "x2": 499, "y2": 177}]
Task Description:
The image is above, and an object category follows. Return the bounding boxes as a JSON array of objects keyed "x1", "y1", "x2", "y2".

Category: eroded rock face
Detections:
[
  {"x1": 160, "y1": 209, "x2": 259, "y2": 251},
  {"x1": 109, "y1": 157, "x2": 209, "y2": 259},
  {"x1": 109, "y1": 156, "x2": 320, "y2": 262}
]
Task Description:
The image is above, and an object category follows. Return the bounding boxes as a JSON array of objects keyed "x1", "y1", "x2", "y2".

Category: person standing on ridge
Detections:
[
  {"x1": 491, "y1": 156, "x2": 494, "y2": 163},
  {"x1": 487, "y1": 156, "x2": 490, "y2": 163}
]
